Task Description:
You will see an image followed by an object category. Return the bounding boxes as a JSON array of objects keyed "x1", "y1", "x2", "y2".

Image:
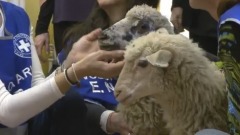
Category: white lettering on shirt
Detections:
[
  {"x1": 7, "y1": 66, "x2": 32, "y2": 92},
  {"x1": 90, "y1": 81, "x2": 104, "y2": 93},
  {"x1": 105, "y1": 82, "x2": 114, "y2": 92}
]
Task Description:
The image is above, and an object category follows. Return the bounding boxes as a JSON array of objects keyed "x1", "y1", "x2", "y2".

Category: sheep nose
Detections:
[{"x1": 98, "y1": 32, "x2": 109, "y2": 40}]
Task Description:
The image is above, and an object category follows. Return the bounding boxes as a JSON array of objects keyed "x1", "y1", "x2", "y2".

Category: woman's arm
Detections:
[
  {"x1": 35, "y1": 0, "x2": 54, "y2": 36},
  {"x1": 31, "y1": 44, "x2": 46, "y2": 86},
  {"x1": 0, "y1": 29, "x2": 124, "y2": 128},
  {"x1": 0, "y1": 78, "x2": 63, "y2": 127},
  {"x1": 0, "y1": 48, "x2": 124, "y2": 128}
]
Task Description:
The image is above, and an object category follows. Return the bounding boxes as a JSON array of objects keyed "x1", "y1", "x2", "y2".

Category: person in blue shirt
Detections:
[
  {"x1": 55, "y1": 0, "x2": 160, "y2": 135},
  {"x1": 190, "y1": 0, "x2": 240, "y2": 135},
  {"x1": 0, "y1": 1, "x2": 126, "y2": 135}
]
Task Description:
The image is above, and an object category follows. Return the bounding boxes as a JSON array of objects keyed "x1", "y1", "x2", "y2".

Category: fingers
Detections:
[
  {"x1": 119, "y1": 122, "x2": 133, "y2": 135},
  {"x1": 171, "y1": 7, "x2": 184, "y2": 33},
  {"x1": 176, "y1": 16, "x2": 183, "y2": 32},
  {"x1": 120, "y1": 131, "x2": 132, "y2": 135},
  {"x1": 171, "y1": 16, "x2": 180, "y2": 30},
  {"x1": 35, "y1": 44, "x2": 42, "y2": 56},
  {"x1": 35, "y1": 43, "x2": 49, "y2": 62},
  {"x1": 96, "y1": 50, "x2": 125, "y2": 60},
  {"x1": 104, "y1": 61, "x2": 125, "y2": 74},
  {"x1": 96, "y1": 50, "x2": 125, "y2": 76},
  {"x1": 85, "y1": 28, "x2": 102, "y2": 41},
  {"x1": 45, "y1": 39, "x2": 50, "y2": 53},
  {"x1": 170, "y1": 15, "x2": 176, "y2": 27}
]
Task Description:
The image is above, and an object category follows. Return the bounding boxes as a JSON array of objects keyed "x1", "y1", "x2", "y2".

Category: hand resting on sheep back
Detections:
[{"x1": 114, "y1": 31, "x2": 228, "y2": 135}]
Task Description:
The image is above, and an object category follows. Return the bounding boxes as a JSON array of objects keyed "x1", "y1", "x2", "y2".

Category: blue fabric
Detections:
[
  {"x1": 219, "y1": 3, "x2": 240, "y2": 28},
  {"x1": 58, "y1": 51, "x2": 118, "y2": 108},
  {"x1": 72, "y1": 76, "x2": 118, "y2": 107},
  {"x1": 0, "y1": 1, "x2": 32, "y2": 127},
  {"x1": 0, "y1": 1, "x2": 32, "y2": 94},
  {"x1": 218, "y1": 3, "x2": 240, "y2": 134}
]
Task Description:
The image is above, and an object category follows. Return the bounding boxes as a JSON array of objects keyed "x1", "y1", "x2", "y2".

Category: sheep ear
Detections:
[{"x1": 146, "y1": 50, "x2": 172, "y2": 68}]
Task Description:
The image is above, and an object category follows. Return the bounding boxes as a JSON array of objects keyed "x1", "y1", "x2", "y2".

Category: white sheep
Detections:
[
  {"x1": 98, "y1": 5, "x2": 174, "y2": 51},
  {"x1": 117, "y1": 97, "x2": 169, "y2": 135},
  {"x1": 114, "y1": 32, "x2": 228, "y2": 135}
]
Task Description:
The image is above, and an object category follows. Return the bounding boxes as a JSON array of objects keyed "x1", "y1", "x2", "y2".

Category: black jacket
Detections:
[
  {"x1": 35, "y1": 0, "x2": 95, "y2": 36},
  {"x1": 171, "y1": 0, "x2": 218, "y2": 37}
]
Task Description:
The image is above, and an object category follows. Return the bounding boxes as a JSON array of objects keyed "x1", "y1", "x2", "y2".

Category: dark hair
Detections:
[
  {"x1": 62, "y1": 3, "x2": 108, "y2": 55},
  {"x1": 62, "y1": 0, "x2": 160, "y2": 55},
  {"x1": 132, "y1": 0, "x2": 159, "y2": 8}
]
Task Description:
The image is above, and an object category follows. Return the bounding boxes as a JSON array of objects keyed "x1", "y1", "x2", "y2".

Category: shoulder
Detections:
[
  {"x1": 219, "y1": 21, "x2": 240, "y2": 36},
  {"x1": 1, "y1": 1, "x2": 29, "y2": 22}
]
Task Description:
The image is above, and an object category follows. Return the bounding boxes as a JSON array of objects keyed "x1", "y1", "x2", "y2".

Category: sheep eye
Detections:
[
  {"x1": 137, "y1": 23, "x2": 150, "y2": 34},
  {"x1": 141, "y1": 24, "x2": 149, "y2": 30},
  {"x1": 137, "y1": 59, "x2": 148, "y2": 68}
]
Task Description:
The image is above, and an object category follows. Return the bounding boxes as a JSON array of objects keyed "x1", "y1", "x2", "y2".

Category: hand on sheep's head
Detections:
[
  {"x1": 64, "y1": 28, "x2": 125, "y2": 78},
  {"x1": 64, "y1": 28, "x2": 101, "y2": 68},
  {"x1": 106, "y1": 112, "x2": 133, "y2": 135},
  {"x1": 75, "y1": 50, "x2": 125, "y2": 78}
]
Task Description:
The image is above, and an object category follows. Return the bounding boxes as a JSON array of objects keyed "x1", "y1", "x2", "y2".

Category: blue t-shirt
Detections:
[{"x1": 58, "y1": 49, "x2": 118, "y2": 109}]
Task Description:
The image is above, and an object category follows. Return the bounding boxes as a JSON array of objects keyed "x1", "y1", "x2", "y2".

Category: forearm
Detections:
[
  {"x1": 85, "y1": 102, "x2": 114, "y2": 134},
  {"x1": 86, "y1": 102, "x2": 107, "y2": 125},
  {"x1": 0, "y1": 55, "x2": 95, "y2": 127},
  {"x1": 35, "y1": 0, "x2": 54, "y2": 35},
  {"x1": 0, "y1": 78, "x2": 63, "y2": 127}
]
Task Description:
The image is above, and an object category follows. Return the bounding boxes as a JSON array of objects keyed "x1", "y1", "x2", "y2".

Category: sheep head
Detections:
[
  {"x1": 114, "y1": 33, "x2": 173, "y2": 105},
  {"x1": 98, "y1": 5, "x2": 173, "y2": 51},
  {"x1": 114, "y1": 31, "x2": 226, "y2": 107}
]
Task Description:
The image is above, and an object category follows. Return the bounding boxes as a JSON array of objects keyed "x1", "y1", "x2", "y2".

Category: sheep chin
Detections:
[{"x1": 117, "y1": 95, "x2": 137, "y2": 106}]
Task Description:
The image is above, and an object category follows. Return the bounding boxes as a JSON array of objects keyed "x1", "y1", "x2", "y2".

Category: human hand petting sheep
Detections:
[
  {"x1": 64, "y1": 28, "x2": 125, "y2": 78},
  {"x1": 107, "y1": 112, "x2": 133, "y2": 135},
  {"x1": 64, "y1": 28, "x2": 102, "y2": 67}
]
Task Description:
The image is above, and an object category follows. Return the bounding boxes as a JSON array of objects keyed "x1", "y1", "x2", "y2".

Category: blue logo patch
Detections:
[{"x1": 13, "y1": 33, "x2": 31, "y2": 58}]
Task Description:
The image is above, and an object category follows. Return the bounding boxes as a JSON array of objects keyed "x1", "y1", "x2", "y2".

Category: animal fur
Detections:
[
  {"x1": 115, "y1": 32, "x2": 228, "y2": 135},
  {"x1": 98, "y1": 5, "x2": 173, "y2": 50}
]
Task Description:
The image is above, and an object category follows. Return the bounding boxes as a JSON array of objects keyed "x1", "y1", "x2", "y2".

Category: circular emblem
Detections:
[{"x1": 13, "y1": 33, "x2": 31, "y2": 58}]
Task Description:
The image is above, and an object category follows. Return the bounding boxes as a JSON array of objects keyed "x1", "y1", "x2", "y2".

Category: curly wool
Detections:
[
  {"x1": 115, "y1": 32, "x2": 228, "y2": 135},
  {"x1": 117, "y1": 97, "x2": 169, "y2": 135}
]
